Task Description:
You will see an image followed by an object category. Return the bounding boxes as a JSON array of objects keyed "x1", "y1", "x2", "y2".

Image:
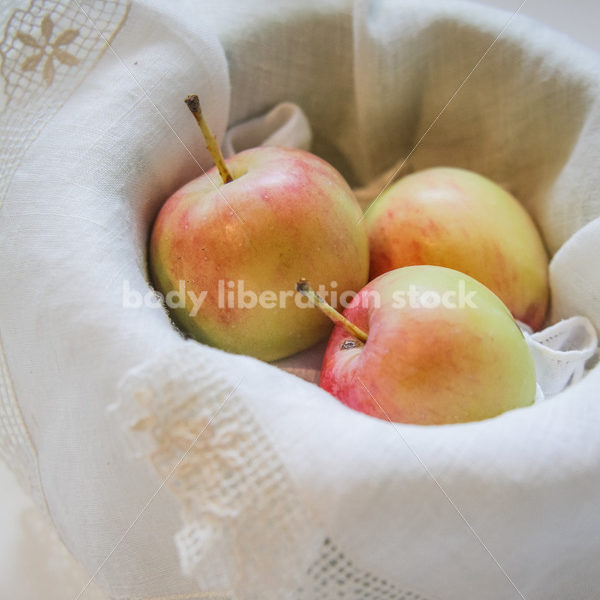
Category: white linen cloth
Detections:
[{"x1": 1, "y1": 1, "x2": 600, "y2": 599}]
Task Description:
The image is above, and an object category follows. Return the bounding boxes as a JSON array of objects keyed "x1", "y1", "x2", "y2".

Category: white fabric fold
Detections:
[
  {"x1": 223, "y1": 102, "x2": 312, "y2": 157},
  {"x1": 524, "y1": 317, "x2": 598, "y2": 397}
]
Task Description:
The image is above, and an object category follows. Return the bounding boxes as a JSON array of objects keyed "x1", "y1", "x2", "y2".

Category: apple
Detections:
[
  {"x1": 149, "y1": 95, "x2": 369, "y2": 362},
  {"x1": 363, "y1": 167, "x2": 549, "y2": 330},
  {"x1": 298, "y1": 266, "x2": 536, "y2": 425}
]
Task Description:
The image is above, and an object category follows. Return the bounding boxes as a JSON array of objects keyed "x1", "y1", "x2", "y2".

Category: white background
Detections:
[{"x1": 0, "y1": 0, "x2": 598, "y2": 592}]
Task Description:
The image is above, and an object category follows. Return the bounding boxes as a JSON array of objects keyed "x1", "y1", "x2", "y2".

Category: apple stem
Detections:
[
  {"x1": 296, "y1": 279, "x2": 368, "y2": 343},
  {"x1": 185, "y1": 94, "x2": 233, "y2": 185}
]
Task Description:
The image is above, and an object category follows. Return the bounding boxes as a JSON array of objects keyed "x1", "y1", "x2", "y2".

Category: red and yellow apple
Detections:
[
  {"x1": 149, "y1": 97, "x2": 368, "y2": 361},
  {"x1": 312, "y1": 266, "x2": 536, "y2": 425},
  {"x1": 364, "y1": 167, "x2": 549, "y2": 330}
]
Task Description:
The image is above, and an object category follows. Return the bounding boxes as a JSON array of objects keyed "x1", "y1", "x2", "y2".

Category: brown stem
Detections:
[
  {"x1": 296, "y1": 279, "x2": 368, "y2": 343},
  {"x1": 185, "y1": 94, "x2": 233, "y2": 184}
]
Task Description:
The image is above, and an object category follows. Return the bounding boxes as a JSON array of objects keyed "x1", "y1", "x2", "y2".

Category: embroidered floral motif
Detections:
[
  {"x1": 17, "y1": 13, "x2": 79, "y2": 87},
  {"x1": 115, "y1": 345, "x2": 325, "y2": 598},
  {"x1": 0, "y1": 1, "x2": 129, "y2": 203}
]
